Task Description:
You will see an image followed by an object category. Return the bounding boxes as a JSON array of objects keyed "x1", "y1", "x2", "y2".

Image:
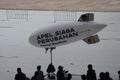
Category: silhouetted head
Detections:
[
  {"x1": 37, "y1": 65, "x2": 41, "y2": 71},
  {"x1": 81, "y1": 74, "x2": 86, "y2": 80},
  {"x1": 105, "y1": 72, "x2": 110, "y2": 77},
  {"x1": 88, "y1": 64, "x2": 93, "y2": 70},
  {"x1": 67, "y1": 73, "x2": 72, "y2": 80},
  {"x1": 118, "y1": 70, "x2": 120, "y2": 74},
  {"x1": 99, "y1": 72, "x2": 105, "y2": 79},
  {"x1": 17, "y1": 67, "x2": 22, "y2": 73},
  {"x1": 58, "y1": 66, "x2": 63, "y2": 71}
]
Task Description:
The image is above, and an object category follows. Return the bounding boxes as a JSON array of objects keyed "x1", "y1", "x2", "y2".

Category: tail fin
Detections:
[
  {"x1": 78, "y1": 13, "x2": 94, "y2": 22},
  {"x1": 83, "y1": 35, "x2": 100, "y2": 44}
]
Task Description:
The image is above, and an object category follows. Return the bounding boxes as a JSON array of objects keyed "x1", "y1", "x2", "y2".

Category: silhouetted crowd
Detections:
[
  {"x1": 80, "y1": 64, "x2": 116, "y2": 80},
  {"x1": 14, "y1": 64, "x2": 120, "y2": 80}
]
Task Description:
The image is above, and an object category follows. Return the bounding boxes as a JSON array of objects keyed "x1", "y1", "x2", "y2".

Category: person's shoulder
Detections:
[
  {"x1": 15, "y1": 73, "x2": 19, "y2": 77},
  {"x1": 40, "y1": 70, "x2": 44, "y2": 73},
  {"x1": 22, "y1": 72, "x2": 26, "y2": 75},
  {"x1": 31, "y1": 76, "x2": 35, "y2": 80},
  {"x1": 35, "y1": 71, "x2": 38, "y2": 73},
  {"x1": 36, "y1": 70, "x2": 43, "y2": 72},
  {"x1": 37, "y1": 70, "x2": 44, "y2": 74},
  {"x1": 57, "y1": 70, "x2": 60, "y2": 73},
  {"x1": 15, "y1": 73, "x2": 18, "y2": 75},
  {"x1": 21, "y1": 72, "x2": 26, "y2": 77},
  {"x1": 110, "y1": 78, "x2": 113, "y2": 80}
]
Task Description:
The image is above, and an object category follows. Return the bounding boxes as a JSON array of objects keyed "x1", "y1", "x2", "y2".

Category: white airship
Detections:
[{"x1": 29, "y1": 13, "x2": 107, "y2": 52}]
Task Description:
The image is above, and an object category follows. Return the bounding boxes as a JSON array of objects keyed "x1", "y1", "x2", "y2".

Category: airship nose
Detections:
[
  {"x1": 29, "y1": 35, "x2": 33, "y2": 45},
  {"x1": 29, "y1": 34, "x2": 35, "y2": 46}
]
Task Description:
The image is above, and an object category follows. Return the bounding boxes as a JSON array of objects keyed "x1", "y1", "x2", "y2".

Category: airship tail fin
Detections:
[
  {"x1": 78, "y1": 13, "x2": 94, "y2": 22},
  {"x1": 83, "y1": 35, "x2": 100, "y2": 44}
]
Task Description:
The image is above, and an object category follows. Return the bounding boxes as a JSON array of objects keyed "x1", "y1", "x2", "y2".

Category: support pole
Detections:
[
  {"x1": 50, "y1": 47, "x2": 56, "y2": 64},
  {"x1": 50, "y1": 51, "x2": 53, "y2": 64}
]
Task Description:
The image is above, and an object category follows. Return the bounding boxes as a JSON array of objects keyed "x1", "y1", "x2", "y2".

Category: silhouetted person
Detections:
[
  {"x1": 66, "y1": 73, "x2": 72, "y2": 80},
  {"x1": 81, "y1": 74, "x2": 87, "y2": 80},
  {"x1": 15, "y1": 67, "x2": 26, "y2": 80},
  {"x1": 104, "y1": 72, "x2": 113, "y2": 80},
  {"x1": 98, "y1": 72, "x2": 105, "y2": 80},
  {"x1": 31, "y1": 72, "x2": 38, "y2": 80},
  {"x1": 35, "y1": 65, "x2": 44, "y2": 80},
  {"x1": 118, "y1": 70, "x2": 120, "y2": 80},
  {"x1": 87, "y1": 64, "x2": 97, "y2": 80},
  {"x1": 47, "y1": 63, "x2": 56, "y2": 79},
  {"x1": 57, "y1": 66, "x2": 65, "y2": 80},
  {"x1": 47, "y1": 63, "x2": 56, "y2": 73}
]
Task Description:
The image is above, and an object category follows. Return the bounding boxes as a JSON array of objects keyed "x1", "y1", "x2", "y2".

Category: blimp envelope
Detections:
[{"x1": 29, "y1": 21, "x2": 106, "y2": 48}]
